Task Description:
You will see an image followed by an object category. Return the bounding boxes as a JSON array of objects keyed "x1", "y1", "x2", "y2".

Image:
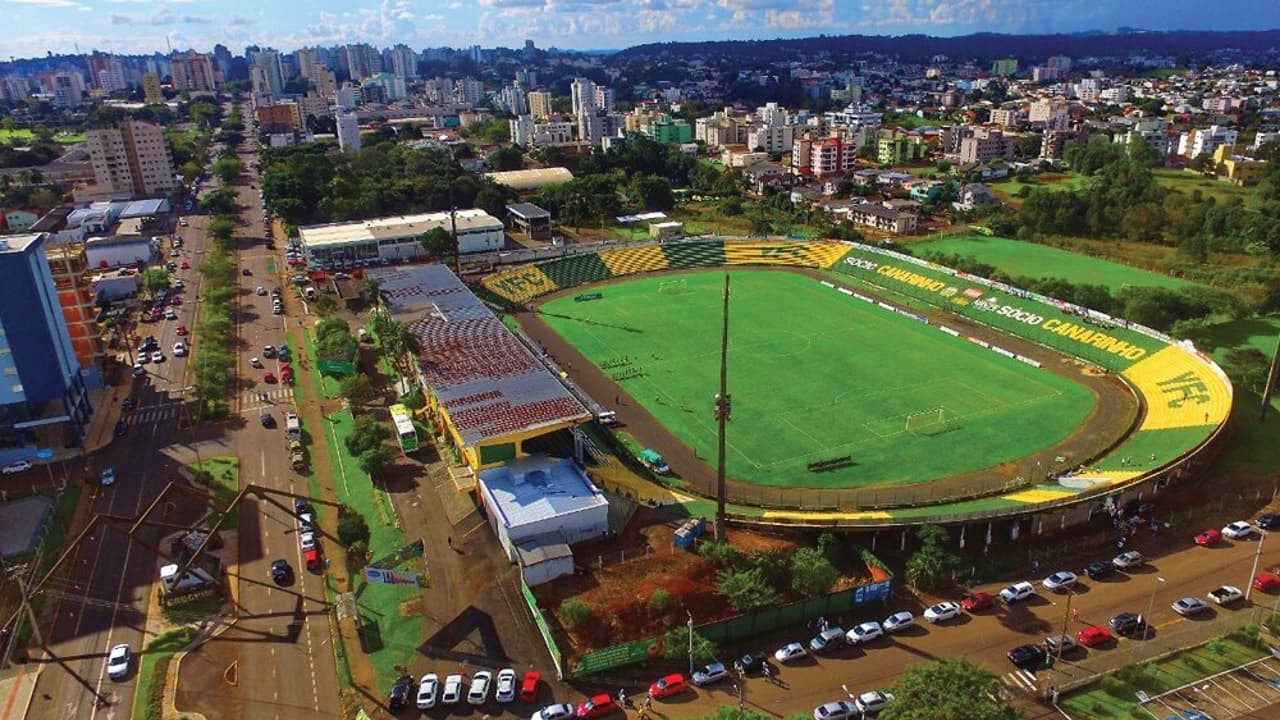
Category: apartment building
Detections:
[
  {"x1": 1029, "y1": 99, "x2": 1070, "y2": 131},
  {"x1": 170, "y1": 52, "x2": 217, "y2": 92},
  {"x1": 958, "y1": 127, "x2": 1017, "y2": 164},
  {"x1": 847, "y1": 204, "x2": 917, "y2": 234},
  {"x1": 1177, "y1": 125, "x2": 1238, "y2": 159},
  {"x1": 746, "y1": 123, "x2": 794, "y2": 153},
  {"x1": 336, "y1": 111, "x2": 361, "y2": 154},
  {"x1": 989, "y1": 108, "x2": 1023, "y2": 129},
  {"x1": 85, "y1": 120, "x2": 177, "y2": 198},
  {"x1": 877, "y1": 129, "x2": 927, "y2": 165},
  {"x1": 792, "y1": 136, "x2": 856, "y2": 178},
  {"x1": 142, "y1": 72, "x2": 164, "y2": 104},
  {"x1": 528, "y1": 90, "x2": 553, "y2": 120}
]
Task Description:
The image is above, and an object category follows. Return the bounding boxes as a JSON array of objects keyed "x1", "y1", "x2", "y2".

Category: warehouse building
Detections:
[{"x1": 297, "y1": 209, "x2": 504, "y2": 267}]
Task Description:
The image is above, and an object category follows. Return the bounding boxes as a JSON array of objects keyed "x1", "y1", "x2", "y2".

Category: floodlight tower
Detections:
[{"x1": 714, "y1": 273, "x2": 731, "y2": 540}]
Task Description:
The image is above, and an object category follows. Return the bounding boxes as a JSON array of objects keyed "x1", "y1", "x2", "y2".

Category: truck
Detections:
[
  {"x1": 289, "y1": 439, "x2": 306, "y2": 471},
  {"x1": 285, "y1": 411, "x2": 301, "y2": 440},
  {"x1": 1209, "y1": 586, "x2": 1244, "y2": 605},
  {"x1": 159, "y1": 563, "x2": 217, "y2": 595}
]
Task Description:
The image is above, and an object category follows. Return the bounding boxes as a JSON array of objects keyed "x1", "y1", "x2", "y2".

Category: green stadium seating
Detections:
[{"x1": 537, "y1": 253, "x2": 614, "y2": 290}]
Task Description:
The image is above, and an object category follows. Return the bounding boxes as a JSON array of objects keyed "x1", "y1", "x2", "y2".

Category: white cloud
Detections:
[{"x1": 3, "y1": 0, "x2": 84, "y2": 8}]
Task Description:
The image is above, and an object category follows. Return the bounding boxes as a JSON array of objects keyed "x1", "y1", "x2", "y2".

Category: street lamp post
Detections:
[
  {"x1": 686, "y1": 610, "x2": 695, "y2": 676},
  {"x1": 1246, "y1": 529, "x2": 1268, "y2": 602},
  {"x1": 1139, "y1": 576, "x2": 1166, "y2": 655}
]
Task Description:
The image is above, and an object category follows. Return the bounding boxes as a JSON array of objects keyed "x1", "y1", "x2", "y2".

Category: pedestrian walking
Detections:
[
  {"x1": 1072, "y1": 608, "x2": 1080, "y2": 623},
  {"x1": 643, "y1": 695, "x2": 652, "y2": 711},
  {"x1": 618, "y1": 690, "x2": 626, "y2": 708}
]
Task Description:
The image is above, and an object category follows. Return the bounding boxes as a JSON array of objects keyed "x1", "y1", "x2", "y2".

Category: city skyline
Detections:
[{"x1": 2, "y1": 0, "x2": 1280, "y2": 60}]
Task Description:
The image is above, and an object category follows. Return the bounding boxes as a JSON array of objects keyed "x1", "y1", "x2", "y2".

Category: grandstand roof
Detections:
[
  {"x1": 397, "y1": 264, "x2": 590, "y2": 445},
  {"x1": 486, "y1": 167, "x2": 574, "y2": 191},
  {"x1": 480, "y1": 455, "x2": 607, "y2": 533},
  {"x1": 298, "y1": 209, "x2": 503, "y2": 250}
]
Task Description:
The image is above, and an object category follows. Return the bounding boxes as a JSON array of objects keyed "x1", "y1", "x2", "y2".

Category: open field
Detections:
[
  {"x1": 0, "y1": 128, "x2": 84, "y2": 145},
  {"x1": 1204, "y1": 315, "x2": 1280, "y2": 476},
  {"x1": 1153, "y1": 168, "x2": 1262, "y2": 209},
  {"x1": 538, "y1": 269, "x2": 1096, "y2": 489},
  {"x1": 987, "y1": 172, "x2": 1088, "y2": 205},
  {"x1": 910, "y1": 234, "x2": 1201, "y2": 291}
]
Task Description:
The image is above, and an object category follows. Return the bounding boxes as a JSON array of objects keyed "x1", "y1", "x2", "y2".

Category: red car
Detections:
[
  {"x1": 1253, "y1": 573, "x2": 1280, "y2": 592},
  {"x1": 519, "y1": 671, "x2": 541, "y2": 703},
  {"x1": 962, "y1": 592, "x2": 995, "y2": 612},
  {"x1": 170, "y1": 296, "x2": 182, "y2": 305},
  {"x1": 577, "y1": 694, "x2": 617, "y2": 718},
  {"x1": 1076, "y1": 625, "x2": 1112, "y2": 647},
  {"x1": 176, "y1": 325, "x2": 187, "y2": 336},
  {"x1": 648, "y1": 673, "x2": 687, "y2": 699},
  {"x1": 180, "y1": 260, "x2": 190, "y2": 269},
  {"x1": 1195, "y1": 529, "x2": 1223, "y2": 546},
  {"x1": 264, "y1": 371, "x2": 276, "y2": 384}
]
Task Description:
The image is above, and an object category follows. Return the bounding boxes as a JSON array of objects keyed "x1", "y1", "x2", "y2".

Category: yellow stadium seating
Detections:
[
  {"x1": 598, "y1": 245, "x2": 669, "y2": 276},
  {"x1": 481, "y1": 266, "x2": 558, "y2": 304},
  {"x1": 1122, "y1": 346, "x2": 1232, "y2": 431},
  {"x1": 721, "y1": 241, "x2": 851, "y2": 269}
]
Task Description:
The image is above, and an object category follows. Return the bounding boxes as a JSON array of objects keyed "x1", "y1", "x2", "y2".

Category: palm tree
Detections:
[{"x1": 360, "y1": 278, "x2": 382, "y2": 308}]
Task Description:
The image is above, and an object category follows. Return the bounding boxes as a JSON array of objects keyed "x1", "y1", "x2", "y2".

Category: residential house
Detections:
[
  {"x1": 742, "y1": 162, "x2": 793, "y2": 194},
  {"x1": 954, "y1": 183, "x2": 997, "y2": 210}
]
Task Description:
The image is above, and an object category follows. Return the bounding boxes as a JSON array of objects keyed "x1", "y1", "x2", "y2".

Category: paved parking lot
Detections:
[{"x1": 1140, "y1": 655, "x2": 1280, "y2": 719}]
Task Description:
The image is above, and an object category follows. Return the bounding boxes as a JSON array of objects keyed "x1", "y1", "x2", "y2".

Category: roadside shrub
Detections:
[
  {"x1": 648, "y1": 588, "x2": 671, "y2": 614},
  {"x1": 336, "y1": 507, "x2": 371, "y2": 547},
  {"x1": 559, "y1": 599, "x2": 592, "y2": 629}
]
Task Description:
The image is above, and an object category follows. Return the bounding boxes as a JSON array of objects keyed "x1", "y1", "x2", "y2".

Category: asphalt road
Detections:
[
  {"x1": 170, "y1": 139, "x2": 341, "y2": 720},
  {"x1": 27, "y1": 182, "x2": 214, "y2": 720}
]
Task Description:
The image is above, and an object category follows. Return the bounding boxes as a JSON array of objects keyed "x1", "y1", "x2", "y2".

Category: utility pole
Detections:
[
  {"x1": 1261, "y1": 331, "x2": 1280, "y2": 420},
  {"x1": 448, "y1": 185, "x2": 460, "y2": 277},
  {"x1": 713, "y1": 273, "x2": 731, "y2": 541},
  {"x1": 1246, "y1": 530, "x2": 1268, "y2": 601}
]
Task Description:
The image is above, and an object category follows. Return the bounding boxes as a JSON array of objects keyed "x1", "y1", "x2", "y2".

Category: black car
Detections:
[
  {"x1": 242, "y1": 268, "x2": 252, "y2": 276},
  {"x1": 1109, "y1": 612, "x2": 1146, "y2": 637},
  {"x1": 735, "y1": 651, "x2": 768, "y2": 674},
  {"x1": 270, "y1": 559, "x2": 291, "y2": 584},
  {"x1": 1084, "y1": 560, "x2": 1114, "y2": 580},
  {"x1": 260, "y1": 413, "x2": 275, "y2": 428},
  {"x1": 1258, "y1": 512, "x2": 1280, "y2": 530},
  {"x1": 1007, "y1": 644, "x2": 1048, "y2": 669},
  {"x1": 389, "y1": 675, "x2": 414, "y2": 712},
  {"x1": 122, "y1": 398, "x2": 135, "y2": 412},
  {"x1": 114, "y1": 420, "x2": 128, "y2": 438},
  {"x1": 294, "y1": 498, "x2": 310, "y2": 515}
]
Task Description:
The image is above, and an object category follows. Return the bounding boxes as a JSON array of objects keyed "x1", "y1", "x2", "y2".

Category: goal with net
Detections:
[
  {"x1": 905, "y1": 407, "x2": 951, "y2": 436},
  {"x1": 658, "y1": 278, "x2": 693, "y2": 295}
]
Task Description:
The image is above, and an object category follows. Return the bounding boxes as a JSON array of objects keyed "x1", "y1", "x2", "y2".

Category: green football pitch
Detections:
[{"x1": 538, "y1": 270, "x2": 1099, "y2": 489}]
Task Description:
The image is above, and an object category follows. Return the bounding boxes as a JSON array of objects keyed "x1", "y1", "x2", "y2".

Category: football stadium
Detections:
[{"x1": 478, "y1": 239, "x2": 1233, "y2": 528}]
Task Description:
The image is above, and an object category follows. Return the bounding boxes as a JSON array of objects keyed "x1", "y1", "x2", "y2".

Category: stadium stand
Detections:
[
  {"x1": 482, "y1": 265, "x2": 559, "y2": 304},
  {"x1": 598, "y1": 244, "x2": 669, "y2": 276},
  {"x1": 1122, "y1": 346, "x2": 1232, "y2": 431},
  {"x1": 537, "y1": 253, "x2": 614, "y2": 289},
  {"x1": 660, "y1": 239, "x2": 725, "y2": 268},
  {"x1": 723, "y1": 241, "x2": 850, "y2": 269}
]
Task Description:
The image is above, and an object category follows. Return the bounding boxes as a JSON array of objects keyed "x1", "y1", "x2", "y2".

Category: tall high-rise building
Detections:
[
  {"x1": 389, "y1": 44, "x2": 417, "y2": 79},
  {"x1": 570, "y1": 77, "x2": 596, "y2": 116},
  {"x1": 455, "y1": 77, "x2": 484, "y2": 105},
  {"x1": 142, "y1": 72, "x2": 164, "y2": 104},
  {"x1": 296, "y1": 48, "x2": 320, "y2": 80},
  {"x1": 336, "y1": 111, "x2": 361, "y2": 154},
  {"x1": 253, "y1": 50, "x2": 285, "y2": 96},
  {"x1": 96, "y1": 61, "x2": 127, "y2": 94},
  {"x1": 593, "y1": 86, "x2": 615, "y2": 113},
  {"x1": 0, "y1": 232, "x2": 92, "y2": 454},
  {"x1": 528, "y1": 90, "x2": 553, "y2": 120},
  {"x1": 501, "y1": 84, "x2": 527, "y2": 115},
  {"x1": 85, "y1": 119, "x2": 177, "y2": 197},
  {"x1": 212, "y1": 44, "x2": 234, "y2": 81},
  {"x1": 170, "y1": 52, "x2": 217, "y2": 92},
  {"x1": 49, "y1": 72, "x2": 84, "y2": 106},
  {"x1": 314, "y1": 69, "x2": 338, "y2": 101}
]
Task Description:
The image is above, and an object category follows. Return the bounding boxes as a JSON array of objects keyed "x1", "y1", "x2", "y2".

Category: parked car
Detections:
[
  {"x1": 648, "y1": 673, "x2": 687, "y2": 699},
  {"x1": 812, "y1": 701, "x2": 860, "y2": 720},
  {"x1": 692, "y1": 663, "x2": 729, "y2": 686},
  {"x1": 1222, "y1": 521, "x2": 1255, "y2": 540},
  {"x1": 441, "y1": 674, "x2": 464, "y2": 705},
  {"x1": 2, "y1": 460, "x2": 32, "y2": 475},
  {"x1": 122, "y1": 398, "x2": 135, "y2": 411},
  {"x1": 114, "y1": 420, "x2": 128, "y2": 438},
  {"x1": 106, "y1": 644, "x2": 131, "y2": 680},
  {"x1": 1076, "y1": 625, "x2": 1113, "y2": 647},
  {"x1": 1172, "y1": 597, "x2": 1209, "y2": 616},
  {"x1": 1209, "y1": 586, "x2": 1244, "y2": 605},
  {"x1": 533, "y1": 704, "x2": 576, "y2": 720},
  {"x1": 962, "y1": 592, "x2": 995, "y2": 612},
  {"x1": 1195, "y1": 529, "x2": 1223, "y2": 546},
  {"x1": 882, "y1": 612, "x2": 915, "y2": 633},
  {"x1": 495, "y1": 668, "x2": 517, "y2": 703},
  {"x1": 1112, "y1": 551, "x2": 1145, "y2": 569},
  {"x1": 774, "y1": 642, "x2": 807, "y2": 663},
  {"x1": 854, "y1": 690, "x2": 894, "y2": 714},
  {"x1": 1043, "y1": 571, "x2": 1079, "y2": 592},
  {"x1": 173, "y1": 341, "x2": 187, "y2": 356},
  {"x1": 923, "y1": 601, "x2": 963, "y2": 624},
  {"x1": 468, "y1": 670, "x2": 491, "y2": 705},
  {"x1": 520, "y1": 671, "x2": 541, "y2": 703},
  {"x1": 99, "y1": 468, "x2": 116, "y2": 486},
  {"x1": 1007, "y1": 644, "x2": 1048, "y2": 669},
  {"x1": 270, "y1": 559, "x2": 290, "y2": 584},
  {"x1": 1000, "y1": 581, "x2": 1036, "y2": 603},
  {"x1": 1253, "y1": 573, "x2": 1280, "y2": 592},
  {"x1": 416, "y1": 673, "x2": 439, "y2": 710},
  {"x1": 847, "y1": 621, "x2": 884, "y2": 644},
  {"x1": 250, "y1": 357, "x2": 263, "y2": 368},
  {"x1": 1109, "y1": 612, "x2": 1146, "y2": 637},
  {"x1": 299, "y1": 532, "x2": 315, "y2": 551},
  {"x1": 577, "y1": 694, "x2": 618, "y2": 718},
  {"x1": 1044, "y1": 634, "x2": 1079, "y2": 655},
  {"x1": 1084, "y1": 560, "x2": 1114, "y2": 580},
  {"x1": 389, "y1": 675, "x2": 414, "y2": 712},
  {"x1": 810, "y1": 627, "x2": 847, "y2": 653},
  {"x1": 735, "y1": 651, "x2": 768, "y2": 674}
]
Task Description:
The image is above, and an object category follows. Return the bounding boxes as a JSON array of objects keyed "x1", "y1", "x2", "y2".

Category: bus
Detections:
[{"x1": 389, "y1": 404, "x2": 418, "y2": 453}]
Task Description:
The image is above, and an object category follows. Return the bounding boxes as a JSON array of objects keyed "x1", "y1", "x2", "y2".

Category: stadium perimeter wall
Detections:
[{"x1": 479, "y1": 239, "x2": 1233, "y2": 528}]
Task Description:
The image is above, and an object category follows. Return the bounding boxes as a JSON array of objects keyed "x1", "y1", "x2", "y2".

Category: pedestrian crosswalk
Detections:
[
  {"x1": 241, "y1": 387, "x2": 296, "y2": 412},
  {"x1": 1000, "y1": 669, "x2": 1039, "y2": 694},
  {"x1": 122, "y1": 402, "x2": 181, "y2": 426}
]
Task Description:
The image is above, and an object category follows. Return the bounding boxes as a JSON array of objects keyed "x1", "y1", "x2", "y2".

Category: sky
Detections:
[{"x1": 2, "y1": 0, "x2": 1280, "y2": 60}]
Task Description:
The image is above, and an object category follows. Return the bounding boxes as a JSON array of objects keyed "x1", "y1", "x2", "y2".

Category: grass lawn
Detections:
[
  {"x1": 1153, "y1": 169, "x2": 1262, "y2": 209},
  {"x1": 1204, "y1": 316, "x2": 1280, "y2": 476},
  {"x1": 0, "y1": 128, "x2": 84, "y2": 144},
  {"x1": 134, "y1": 625, "x2": 199, "y2": 720},
  {"x1": 319, "y1": 408, "x2": 423, "y2": 694},
  {"x1": 187, "y1": 457, "x2": 239, "y2": 530},
  {"x1": 910, "y1": 234, "x2": 1200, "y2": 291},
  {"x1": 1061, "y1": 629, "x2": 1267, "y2": 719},
  {"x1": 665, "y1": 201, "x2": 826, "y2": 239},
  {"x1": 988, "y1": 173, "x2": 1088, "y2": 205},
  {"x1": 539, "y1": 269, "x2": 1096, "y2": 489}
]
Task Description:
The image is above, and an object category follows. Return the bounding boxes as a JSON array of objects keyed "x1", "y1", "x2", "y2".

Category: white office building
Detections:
[{"x1": 336, "y1": 111, "x2": 361, "y2": 154}]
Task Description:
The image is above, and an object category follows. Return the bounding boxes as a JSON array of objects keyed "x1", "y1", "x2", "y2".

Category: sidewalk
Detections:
[
  {"x1": 41, "y1": 381, "x2": 128, "y2": 468},
  {"x1": 0, "y1": 664, "x2": 39, "y2": 720}
]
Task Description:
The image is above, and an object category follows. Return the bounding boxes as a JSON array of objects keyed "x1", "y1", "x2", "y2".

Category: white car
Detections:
[
  {"x1": 495, "y1": 668, "x2": 517, "y2": 703},
  {"x1": 250, "y1": 357, "x2": 263, "y2": 368},
  {"x1": 1223, "y1": 521, "x2": 1255, "y2": 540},
  {"x1": 846, "y1": 621, "x2": 884, "y2": 644},
  {"x1": 106, "y1": 643, "x2": 131, "y2": 680},
  {"x1": 133, "y1": 363, "x2": 146, "y2": 377},
  {"x1": 467, "y1": 670, "x2": 491, "y2": 705},
  {"x1": 416, "y1": 673, "x2": 438, "y2": 710},
  {"x1": 532, "y1": 703, "x2": 576, "y2": 720},
  {"x1": 1172, "y1": 597, "x2": 1210, "y2": 616},
  {"x1": 774, "y1": 642, "x2": 807, "y2": 663},
  {"x1": 99, "y1": 468, "x2": 116, "y2": 486},
  {"x1": 2, "y1": 460, "x2": 32, "y2": 475},
  {"x1": 1112, "y1": 551, "x2": 1145, "y2": 569},
  {"x1": 1042, "y1": 571, "x2": 1079, "y2": 592},
  {"x1": 441, "y1": 674, "x2": 464, "y2": 705},
  {"x1": 151, "y1": 351, "x2": 165, "y2": 363},
  {"x1": 256, "y1": 286, "x2": 267, "y2": 295},
  {"x1": 813, "y1": 700, "x2": 859, "y2": 720},
  {"x1": 1000, "y1": 581, "x2": 1036, "y2": 603},
  {"x1": 923, "y1": 601, "x2": 963, "y2": 624},
  {"x1": 855, "y1": 690, "x2": 894, "y2": 714},
  {"x1": 173, "y1": 341, "x2": 187, "y2": 356},
  {"x1": 883, "y1": 611, "x2": 915, "y2": 633},
  {"x1": 1209, "y1": 585, "x2": 1244, "y2": 605},
  {"x1": 692, "y1": 662, "x2": 729, "y2": 686},
  {"x1": 165, "y1": 309, "x2": 177, "y2": 320},
  {"x1": 299, "y1": 532, "x2": 315, "y2": 551}
]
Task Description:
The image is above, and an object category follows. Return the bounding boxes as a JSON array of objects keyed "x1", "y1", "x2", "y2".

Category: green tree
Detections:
[
  {"x1": 336, "y1": 506, "x2": 371, "y2": 547},
  {"x1": 661, "y1": 625, "x2": 718, "y2": 665},
  {"x1": 358, "y1": 445, "x2": 393, "y2": 478},
  {"x1": 360, "y1": 278, "x2": 382, "y2": 308},
  {"x1": 905, "y1": 525, "x2": 960, "y2": 591},
  {"x1": 345, "y1": 413, "x2": 391, "y2": 456},
  {"x1": 879, "y1": 658, "x2": 1019, "y2": 720},
  {"x1": 790, "y1": 547, "x2": 838, "y2": 597},
  {"x1": 211, "y1": 156, "x2": 243, "y2": 184},
  {"x1": 340, "y1": 374, "x2": 376, "y2": 406},
  {"x1": 141, "y1": 268, "x2": 171, "y2": 297},
  {"x1": 558, "y1": 599, "x2": 592, "y2": 629},
  {"x1": 487, "y1": 146, "x2": 524, "y2": 171},
  {"x1": 749, "y1": 214, "x2": 773, "y2": 236},
  {"x1": 313, "y1": 294, "x2": 338, "y2": 316},
  {"x1": 630, "y1": 174, "x2": 675, "y2": 211},
  {"x1": 420, "y1": 226, "x2": 455, "y2": 263},
  {"x1": 648, "y1": 588, "x2": 671, "y2": 614},
  {"x1": 716, "y1": 567, "x2": 780, "y2": 611}
]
